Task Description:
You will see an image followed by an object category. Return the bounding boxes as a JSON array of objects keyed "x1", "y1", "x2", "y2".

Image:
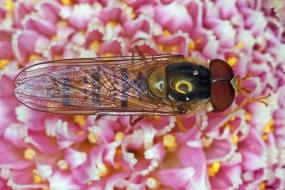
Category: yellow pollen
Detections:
[
  {"x1": 98, "y1": 163, "x2": 108, "y2": 177},
  {"x1": 57, "y1": 159, "x2": 69, "y2": 170},
  {"x1": 79, "y1": 30, "x2": 86, "y2": 35},
  {"x1": 32, "y1": 170, "x2": 42, "y2": 184},
  {"x1": 53, "y1": 54, "x2": 61, "y2": 60},
  {"x1": 230, "y1": 116, "x2": 235, "y2": 121},
  {"x1": 195, "y1": 38, "x2": 201, "y2": 44},
  {"x1": 56, "y1": 20, "x2": 68, "y2": 28},
  {"x1": 5, "y1": 0, "x2": 14, "y2": 10},
  {"x1": 51, "y1": 35, "x2": 58, "y2": 41},
  {"x1": 116, "y1": 148, "x2": 122, "y2": 155},
  {"x1": 264, "y1": 119, "x2": 274, "y2": 133},
  {"x1": 115, "y1": 132, "x2": 125, "y2": 142},
  {"x1": 163, "y1": 134, "x2": 177, "y2": 149},
  {"x1": 24, "y1": 148, "x2": 36, "y2": 160},
  {"x1": 73, "y1": 115, "x2": 86, "y2": 127},
  {"x1": 158, "y1": 45, "x2": 164, "y2": 52},
  {"x1": 61, "y1": 0, "x2": 72, "y2": 5},
  {"x1": 232, "y1": 134, "x2": 238, "y2": 145},
  {"x1": 0, "y1": 59, "x2": 9, "y2": 69},
  {"x1": 5, "y1": 12, "x2": 12, "y2": 19},
  {"x1": 208, "y1": 162, "x2": 220, "y2": 177},
  {"x1": 262, "y1": 134, "x2": 268, "y2": 141},
  {"x1": 225, "y1": 123, "x2": 233, "y2": 131},
  {"x1": 77, "y1": 131, "x2": 84, "y2": 135},
  {"x1": 245, "y1": 112, "x2": 252, "y2": 121},
  {"x1": 101, "y1": 53, "x2": 115, "y2": 57},
  {"x1": 88, "y1": 181, "x2": 93, "y2": 185},
  {"x1": 175, "y1": 80, "x2": 192, "y2": 94},
  {"x1": 28, "y1": 54, "x2": 41, "y2": 62},
  {"x1": 108, "y1": 21, "x2": 117, "y2": 28},
  {"x1": 131, "y1": 12, "x2": 135, "y2": 19},
  {"x1": 163, "y1": 30, "x2": 171, "y2": 36},
  {"x1": 89, "y1": 41, "x2": 101, "y2": 53},
  {"x1": 146, "y1": 177, "x2": 160, "y2": 189},
  {"x1": 88, "y1": 132, "x2": 98, "y2": 144},
  {"x1": 227, "y1": 57, "x2": 238, "y2": 67},
  {"x1": 235, "y1": 42, "x2": 243, "y2": 49},
  {"x1": 188, "y1": 41, "x2": 195, "y2": 51},
  {"x1": 171, "y1": 45, "x2": 178, "y2": 52},
  {"x1": 259, "y1": 182, "x2": 266, "y2": 190}
]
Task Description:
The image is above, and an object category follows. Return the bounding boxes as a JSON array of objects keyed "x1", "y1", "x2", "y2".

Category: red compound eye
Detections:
[
  {"x1": 211, "y1": 81, "x2": 235, "y2": 112},
  {"x1": 210, "y1": 59, "x2": 234, "y2": 80}
]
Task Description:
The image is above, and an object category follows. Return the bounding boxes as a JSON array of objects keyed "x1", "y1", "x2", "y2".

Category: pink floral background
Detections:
[{"x1": 0, "y1": 0, "x2": 285, "y2": 189}]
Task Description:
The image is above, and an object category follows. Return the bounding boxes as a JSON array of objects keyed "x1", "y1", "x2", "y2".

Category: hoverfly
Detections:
[{"x1": 14, "y1": 47, "x2": 269, "y2": 117}]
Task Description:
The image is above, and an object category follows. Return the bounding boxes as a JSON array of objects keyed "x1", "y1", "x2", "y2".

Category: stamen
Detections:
[
  {"x1": 146, "y1": 177, "x2": 160, "y2": 189},
  {"x1": 188, "y1": 41, "x2": 195, "y2": 50},
  {"x1": 208, "y1": 162, "x2": 220, "y2": 177},
  {"x1": 163, "y1": 30, "x2": 171, "y2": 36},
  {"x1": 58, "y1": 159, "x2": 69, "y2": 170},
  {"x1": 33, "y1": 170, "x2": 42, "y2": 184},
  {"x1": 0, "y1": 59, "x2": 9, "y2": 69},
  {"x1": 5, "y1": 0, "x2": 14, "y2": 10},
  {"x1": 73, "y1": 115, "x2": 86, "y2": 127},
  {"x1": 88, "y1": 132, "x2": 98, "y2": 144},
  {"x1": 163, "y1": 134, "x2": 177, "y2": 151},
  {"x1": 227, "y1": 57, "x2": 238, "y2": 67},
  {"x1": 259, "y1": 182, "x2": 266, "y2": 190},
  {"x1": 115, "y1": 132, "x2": 125, "y2": 142},
  {"x1": 61, "y1": 0, "x2": 72, "y2": 5},
  {"x1": 28, "y1": 54, "x2": 41, "y2": 62},
  {"x1": 24, "y1": 148, "x2": 36, "y2": 160},
  {"x1": 232, "y1": 134, "x2": 238, "y2": 145}
]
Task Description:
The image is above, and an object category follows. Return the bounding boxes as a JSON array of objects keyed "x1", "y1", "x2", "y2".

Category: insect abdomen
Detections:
[{"x1": 148, "y1": 67, "x2": 167, "y2": 98}]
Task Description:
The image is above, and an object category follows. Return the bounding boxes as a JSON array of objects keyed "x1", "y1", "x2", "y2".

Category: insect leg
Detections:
[
  {"x1": 224, "y1": 93, "x2": 271, "y2": 115},
  {"x1": 129, "y1": 115, "x2": 144, "y2": 127},
  {"x1": 176, "y1": 116, "x2": 209, "y2": 137},
  {"x1": 132, "y1": 45, "x2": 145, "y2": 59}
]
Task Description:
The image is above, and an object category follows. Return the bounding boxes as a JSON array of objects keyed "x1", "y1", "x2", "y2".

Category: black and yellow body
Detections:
[{"x1": 148, "y1": 62, "x2": 212, "y2": 114}]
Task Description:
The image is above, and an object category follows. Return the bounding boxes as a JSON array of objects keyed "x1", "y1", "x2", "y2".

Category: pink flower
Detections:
[{"x1": 0, "y1": 0, "x2": 284, "y2": 189}]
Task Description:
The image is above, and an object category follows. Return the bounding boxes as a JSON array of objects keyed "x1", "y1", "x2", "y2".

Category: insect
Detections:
[{"x1": 14, "y1": 47, "x2": 269, "y2": 117}]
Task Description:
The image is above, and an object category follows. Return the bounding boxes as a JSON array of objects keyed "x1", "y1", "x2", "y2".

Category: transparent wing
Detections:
[{"x1": 14, "y1": 54, "x2": 185, "y2": 115}]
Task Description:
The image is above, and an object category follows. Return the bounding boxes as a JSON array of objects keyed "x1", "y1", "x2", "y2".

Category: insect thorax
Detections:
[{"x1": 148, "y1": 62, "x2": 211, "y2": 105}]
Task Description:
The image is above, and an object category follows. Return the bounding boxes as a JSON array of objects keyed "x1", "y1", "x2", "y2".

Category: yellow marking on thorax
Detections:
[{"x1": 175, "y1": 80, "x2": 193, "y2": 94}]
